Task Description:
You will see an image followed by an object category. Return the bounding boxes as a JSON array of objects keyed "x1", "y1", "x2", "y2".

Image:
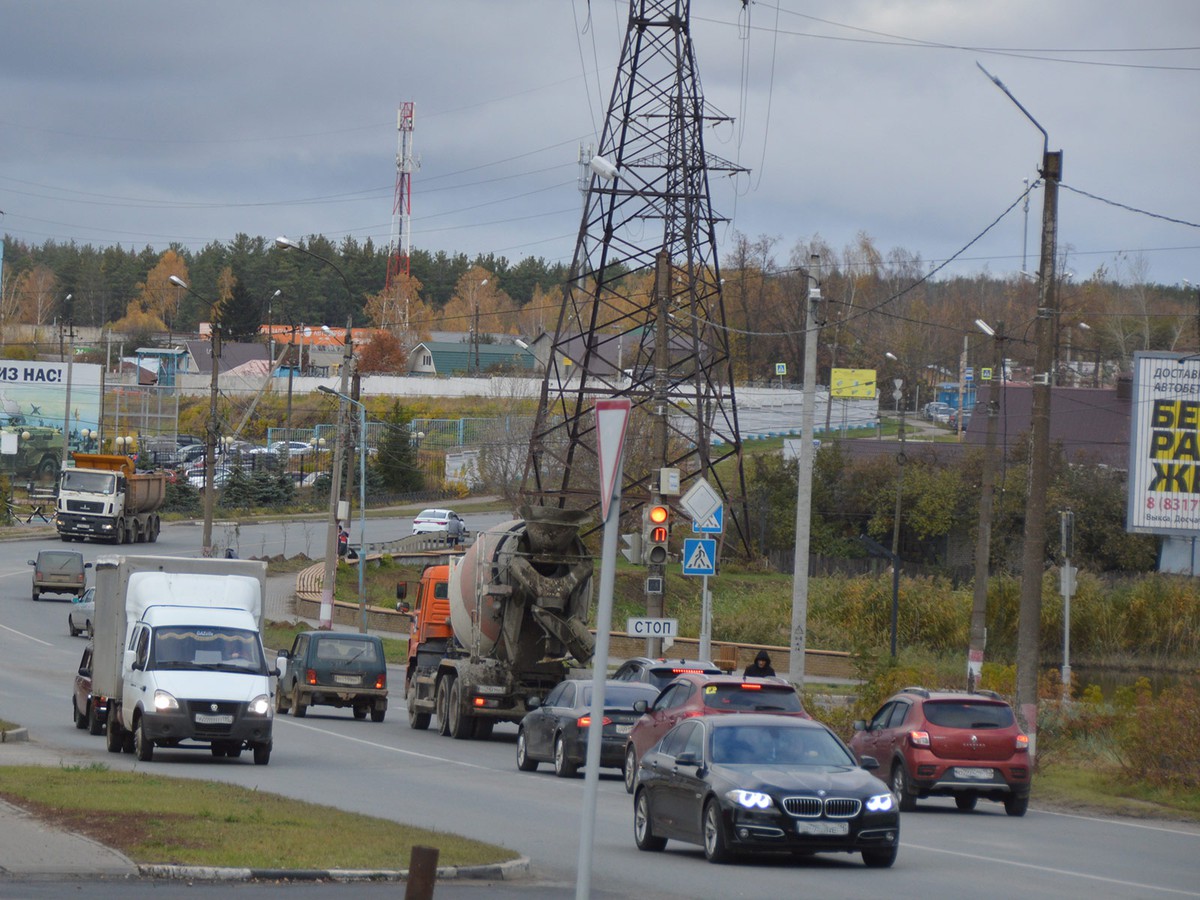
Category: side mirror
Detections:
[
  {"x1": 675, "y1": 750, "x2": 700, "y2": 768},
  {"x1": 858, "y1": 754, "x2": 880, "y2": 771},
  {"x1": 852, "y1": 719, "x2": 867, "y2": 732},
  {"x1": 527, "y1": 696, "x2": 541, "y2": 710},
  {"x1": 27, "y1": 560, "x2": 35, "y2": 566},
  {"x1": 633, "y1": 699, "x2": 649, "y2": 714},
  {"x1": 84, "y1": 562, "x2": 93, "y2": 569},
  {"x1": 269, "y1": 667, "x2": 281, "y2": 679},
  {"x1": 78, "y1": 666, "x2": 90, "y2": 677},
  {"x1": 396, "y1": 582, "x2": 408, "y2": 601}
]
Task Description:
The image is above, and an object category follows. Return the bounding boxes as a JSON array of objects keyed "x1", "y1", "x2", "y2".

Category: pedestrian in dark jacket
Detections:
[{"x1": 743, "y1": 649, "x2": 776, "y2": 678}]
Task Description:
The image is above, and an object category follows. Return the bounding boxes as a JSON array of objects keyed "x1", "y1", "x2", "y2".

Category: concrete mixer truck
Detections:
[{"x1": 402, "y1": 506, "x2": 595, "y2": 740}]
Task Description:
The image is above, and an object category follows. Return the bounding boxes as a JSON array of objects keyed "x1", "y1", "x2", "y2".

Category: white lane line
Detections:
[
  {"x1": 905, "y1": 841, "x2": 1200, "y2": 896},
  {"x1": 0, "y1": 624, "x2": 53, "y2": 647},
  {"x1": 277, "y1": 719, "x2": 497, "y2": 771},
  {"x1": 1038, "y1": 807, "x2": 1200, "y2": 837}
]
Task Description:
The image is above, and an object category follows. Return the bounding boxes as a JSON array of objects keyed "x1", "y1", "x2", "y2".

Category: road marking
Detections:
[
  {"x1": 905, "y1": 841, "x2": 1200, "y2": 896},
  {"x1": 1038, "y1": 807, "x2": 1200, "y2": 837},
  {"x1": 0, "y1": 624, "x2": 53, "y2": 647},
  {"x1": 277, "y1": 719, "x2": 497, "y2": 772}
]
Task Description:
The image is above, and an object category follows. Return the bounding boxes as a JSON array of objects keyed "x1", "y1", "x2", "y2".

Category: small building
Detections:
[{"x1": 408, "y1": 340, "x2": 537, "y2": 377}]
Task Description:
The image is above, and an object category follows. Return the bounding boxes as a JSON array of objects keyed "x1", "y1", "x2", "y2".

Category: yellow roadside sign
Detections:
[{"x1": 831, "y1": 367, "x2": 877, "y2": 399}]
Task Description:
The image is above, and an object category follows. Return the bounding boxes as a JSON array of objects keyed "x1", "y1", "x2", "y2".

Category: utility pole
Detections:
[
  {"x1": 317, "y1": 316, "x2": 355, "y2": 629},
  {"x1": 968, "y1": 321, "x2": 1003, "y2": 692},
  {"x1": 645, "y1": 252, "x2": 671, "y2": 657},
  {"x1": 979, "y1": 62, "x2": 1061, "y2": 758},
  {"x1": 789, "y1": 255, "x2": 821, "y2": 688},
  {"x1": 889, "y1": 376, "x2": 905, "y2": 659}
]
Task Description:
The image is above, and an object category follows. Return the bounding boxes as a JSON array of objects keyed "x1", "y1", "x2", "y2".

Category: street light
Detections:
[
  {"x1": 470, "y1": 278, "x2": 489, "y2": 375},
  {"x1": 884, "y1": 351, "x2": 906, "y2": 658},
  {"x1": 168, "y1": 275, "x2": 221, "y2": 555},
  {"x1": 318, "y1": 385, "x2": 367, "y2": 634},
  {"x1": 276, "y1": 235, "x2": 355, "y2": 629}
]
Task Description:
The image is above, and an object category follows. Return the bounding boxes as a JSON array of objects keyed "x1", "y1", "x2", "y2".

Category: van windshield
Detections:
[
  {"x1": 61, "y1": 470, "x2": 116, "y2": 494},
  {"x1": 149, "y1": 627, "x2": 266, "y2": 674}
]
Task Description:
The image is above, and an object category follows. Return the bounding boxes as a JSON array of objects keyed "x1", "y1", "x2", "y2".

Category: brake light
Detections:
[
  {"x1": 683, "y1": 710, "x2": 703, "y2": 719},
  {"x1": 670, "y1": 668, "x2": 706, "y2": 674},
  {"x1": 739, "y1": 683, "x2": 762, "y2": 691},
  {"x1": 374, "y1": 674, "x2": 386, "y2": 690},
  {"x1": 306, "y1": 669, "x2": 317, "y2": 686},
  {"x1": 1015, "y1": 734, "x2": 1029, "y2": 752},
  {"x1": 577, "y1": 715, "x2": 612, "y2": 728},
  {"x1": 908, "y1": 730, "x2": 931, "y2": 747},
  {"x1": 473, "y1": 697, "x2": 486, "y2": 707}
]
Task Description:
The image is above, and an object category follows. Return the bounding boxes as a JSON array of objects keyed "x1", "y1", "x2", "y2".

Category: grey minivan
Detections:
[{"x1": 29, "y1": 549, "x2": 91, "y2": 601}]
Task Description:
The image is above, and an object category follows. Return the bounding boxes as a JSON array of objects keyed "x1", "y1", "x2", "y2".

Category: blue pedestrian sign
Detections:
[
  {"x1": 682, "y1": 538, "x2": 717, "y2": 576},
  {"x1": 692, "y1": 505, "x2": 723, "y2": 534}
]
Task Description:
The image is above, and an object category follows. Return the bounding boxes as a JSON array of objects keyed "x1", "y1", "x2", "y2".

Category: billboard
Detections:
[
  {"x1": 0, "y1": 359, "x2": 102, "y2": 449},
  {"x1": 830, "y1": 368, "x2": 877, "y2": 399},
  {"x1": 1128, "y1": 352, "x2": 1200, "y2": 535}
]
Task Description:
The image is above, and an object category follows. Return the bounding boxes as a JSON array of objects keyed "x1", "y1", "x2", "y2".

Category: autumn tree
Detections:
[
  {"x1": 133, "y1": 250, "x2": 188, "y2": 333},
  {"x1": 12, "y1": 265, "x2": 59, "y2": 325},
  {"x1": 356, "y1": 330, "x2": 407, "y2": 374}
]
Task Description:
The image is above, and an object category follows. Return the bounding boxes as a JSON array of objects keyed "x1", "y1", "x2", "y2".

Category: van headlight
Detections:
[
  {"x1": 153, "y1": 690, "x2": 179, "y2": 711},
  {"x1": 247, "y1": 694, "x2": 272, "y2": 717}
]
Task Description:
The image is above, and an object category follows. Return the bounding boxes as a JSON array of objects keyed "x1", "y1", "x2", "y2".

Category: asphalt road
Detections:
[{"x1": 1, "y1": 520, "x2": 1199, "y2": 898}]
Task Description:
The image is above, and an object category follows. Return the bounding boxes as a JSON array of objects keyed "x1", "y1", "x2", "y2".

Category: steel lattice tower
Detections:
[
  {"x1": 386, "y1": 102, "x2": 416, "y2": 290},
  {"x1": 522, "y1": 0, "x2": 749, "y2": 552}
]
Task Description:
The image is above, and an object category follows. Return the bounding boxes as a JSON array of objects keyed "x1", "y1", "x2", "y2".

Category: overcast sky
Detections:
[{"x1": 2, "y1": 1, "x2": 1197, "y2": 289}]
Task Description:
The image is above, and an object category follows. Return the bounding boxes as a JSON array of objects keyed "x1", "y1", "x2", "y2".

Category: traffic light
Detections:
[
  {"x1": 620, "y1": 532, "x2": 643, "y2": 565},
  {"x1": 643, "y1": 503, "x2": 670, "y2": 565}
]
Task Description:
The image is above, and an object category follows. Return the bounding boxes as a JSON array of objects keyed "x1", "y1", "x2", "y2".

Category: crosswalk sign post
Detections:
[{"x1": 682, "y1": 538, "x2": 718, "y2": 661}]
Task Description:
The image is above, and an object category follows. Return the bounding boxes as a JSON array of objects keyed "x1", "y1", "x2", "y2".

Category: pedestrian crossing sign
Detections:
[{"x1": 682, "y1": 538, "x2": 717, "y2": 576}]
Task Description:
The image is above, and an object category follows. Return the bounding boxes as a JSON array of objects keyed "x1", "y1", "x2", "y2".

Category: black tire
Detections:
[
  {"x1": 227, "y1": 744, "x2": 243, "y2": 759},
  {"x1": 862, "y1": 845, "x2": 898, "y2": 868},
  {"x1": 624, "y1": 744, "x2": 639, "y2": 794},
  {"x1": 472, "y1": 717, "x2": 493, "y2": 739},
  {"x1": 436, "y1": 677, "x2": 452, "y2": 736},
  {"x1": 955, "y1": 794, "x2": 978, "y2": 812},
  {"x1": 370, "y1": 706, "x2": 386, "y2": 723},
  {"x1": 87, "y1": 703, "x2": 103, "y2": 736},
  {"x1": 634, "y1": 789, "x2": 667, "y2": 852},
  {"x1": 114, "y1": 520, "x2": 126, "y2": 545},
  {"x1": 1004, "y1": 793, "x2": 1029, "y2": 817},
  {"x1": 407, "y1": 686, "x2": 431, "y2": 730},
  {"x1": 291, "y1": 685, "x2": 307, "y2": 718},
  {"x1": 553, "y1": 734, "x2": 578, "y2": 778},
  {"x1": 891, "y1": 763, "x2": 917, "y2": 812},
  {"x1": 73, "y1": 698, "x2": 87, "y2": 729},
  {"x1": 105, "y1": 714, "x2": 122, "y2": 754},
  {"x1": 148, "y1": 517, "x2": 160, "y2": 543},
  {"x1": 134, "y1": 716, "x2": 154, "y2": 762},
  {"x1": 211, "y1": 744, "x2": 226, "y2": 757},
  {"x1": 253, "y1": 742, "x2": 272, "y2": 766},
  {"x1": 69, "y1": 615, "x2": 81, "y2": 638},
  {"x1": 703, "y1": 799, "x2": 732, "y2": 863},
  {"x1": 516, "y1": 729, "x2": 539, "y2": 772},
  {"x1": 31, "y1": 589, "x2": 39, "y2": 602},
  {"x1": 85, "y1": 620, "x2": 93, "y2": 639},
  {"x1": 353, "y1": 704, "x2": 368, "y2": 720},
  {"x1": 276, "y1": 685, "x2": 289, "y2": 714},
  {"x1": 37, "y1": 456, "x2": 58, "y2": 481},
  {"x1": 447, "y1": 678, "x2": 471, "y2": 740}
]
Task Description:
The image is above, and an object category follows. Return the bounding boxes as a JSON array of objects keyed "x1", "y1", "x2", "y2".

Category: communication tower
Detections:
[{"x1": 386, "y1": 101, "x2": 416, "y2": 290}]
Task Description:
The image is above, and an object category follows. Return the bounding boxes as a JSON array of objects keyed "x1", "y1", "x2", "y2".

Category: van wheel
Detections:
[
  {"x1": 253, "y1": 742, "x2": 272, "y2": 766},
  {"x1": 134, "y1": 717, "x2": 154, "y2": 762}
]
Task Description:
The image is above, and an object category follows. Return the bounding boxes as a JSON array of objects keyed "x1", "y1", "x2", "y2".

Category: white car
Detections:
[
  {"x1": 69, "y1": 587, "x2": 95, "y2": 638},
  {"x1": 412, "y1": 508, "x2": 467, "y2": 542}
]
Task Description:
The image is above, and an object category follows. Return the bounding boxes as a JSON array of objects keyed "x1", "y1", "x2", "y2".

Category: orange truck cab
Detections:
[{"x1": 401, "y1": 564, "x2": 453, "y2": 694}]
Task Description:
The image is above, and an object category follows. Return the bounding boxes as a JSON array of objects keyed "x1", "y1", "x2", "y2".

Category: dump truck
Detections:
[
  {"x1": 56, "y1": 453, "x2": 166, "y2": 544},
  {"x1": 92, "y1": 555, "x2": 274, "y2": 764},
  {"x1": 403, "y1": 506, "x2": 595, "y2": 740}
]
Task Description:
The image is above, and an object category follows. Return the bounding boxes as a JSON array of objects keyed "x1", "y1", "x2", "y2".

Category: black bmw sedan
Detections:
[{"x1": 633, "y1": 714, "x2": 900, "y2": 866}]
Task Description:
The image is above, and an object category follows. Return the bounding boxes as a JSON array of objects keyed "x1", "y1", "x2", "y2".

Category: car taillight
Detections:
[
  {"x1": 739, "y1": 683, "x2": 762, "y2": 691},
  {"x1": 670, "y1": 668, "x2": 706, "y2": 674},
  {"x1": 577, "y1": 715, "x2": 612, "y2": 728},
  {"x1": 375, "y1": 674, "x2": 386, "y2": 690},
  {"x1": 1015, "y1": 734, "x2": 1029, "y2": 752},
  {"x1": 306, "y1": 669, "x2": 317, "y2": 685},
  {"x1": 683, "y1": 710, "x2": 703, "y2": 718},
  {"x1": 908, "y1": 730, "x2": 931, "y2": 747}
]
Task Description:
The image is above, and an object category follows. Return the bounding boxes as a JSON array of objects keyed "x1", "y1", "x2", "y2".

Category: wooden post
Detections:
[{"x1": 405, "y1": 845, "x2": 440, "y2": 900}]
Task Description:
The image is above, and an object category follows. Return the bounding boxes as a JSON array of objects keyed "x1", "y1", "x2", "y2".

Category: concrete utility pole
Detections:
[
  {"x1": 646, "y1": 252, "x2": 671, "y2": 657},
  {"x1": 789, "y1": 255, "x2": 821, "y2": 688},
  {"x1": 317, "y1": 317, "x2": 355, "y2": 629},
  {"x1": 968, "y1": 320, "x2": 1004, "y2": 692},
  {"x1": 978, "y1": 62, "x2": 1061, "y2": 758}
]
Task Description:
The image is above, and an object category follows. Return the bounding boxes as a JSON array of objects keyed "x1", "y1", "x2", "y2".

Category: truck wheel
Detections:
[
  {"x1": 554, "y1": 734, "x2": 579, "y2": 778},
  {"x1": 407, "y1": 685, "x2": 431, "y2": 730},
  {"x1": 253, "y1": 742, "x2": 272, "y2": 766},
  {"x1": 134, "y1": 716, "x2": 154, "y2": 762},
  {"x1": 371, "y1": 706, "x2": 386, "y2": 723},
  {"x1": 37, "y1": 456, "x2": 58, "y2": 481},
  {"x1": 447, "y1": 679, "x2": 472, "y2": 740},
  {"x1": 148, "y1": 517, "x2": 160, "y2": 543},
  {"x1": 113, "y1": 520, "x2": 126, "y2": 544},
  {"x1": 290, "y1": 685, "x2": 307, "y2": 718},
  {"x1": 105, "y1": 714, "x2": 123, "y2": 754},
  {"x1": 131, "y1": 520, "x2": 142, "y2": 543},
  {"x1": 88, "y1": 703, "x2": 103, "y2": 736},
  {"x1": 436, "y1": 677, "x2": 453, "y2": 736}
]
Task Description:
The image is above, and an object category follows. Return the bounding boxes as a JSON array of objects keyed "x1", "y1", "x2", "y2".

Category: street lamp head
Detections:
[
  {"x1": 885, "y1": 352, "x2": 899, "y2": 362},
  {"x1": 975, "y1": 319, "x2": 996, "y2": 337},
  {"x1": 271, "y1": 289, "x2": 281, "y2": 298},
  {"x1": 275, "y1": 236, "x2": 300, "y2": 250},
  {"x1": 168, "y1": 275, "x2": 188, "y2": 289},
  {"x1": 515, "y1": 339, "x2": 529, "y2": 350},
  {"x1": 1078, "y1": 321, "x2": 1091, "y2": 331},
  {"x1": 589, "y1": 155, "x2": 619, "y2": 181},
  {"x1": 317, "y1": 385, "x2": 336, "y2": 397}
]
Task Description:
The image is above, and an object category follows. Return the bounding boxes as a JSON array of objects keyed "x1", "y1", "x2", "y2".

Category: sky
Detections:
[{"x1": 1, "y1": 1, "x2": 1198, "y2": 290}]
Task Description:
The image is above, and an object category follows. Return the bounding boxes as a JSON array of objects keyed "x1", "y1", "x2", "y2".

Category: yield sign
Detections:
[{"x1": 594, "y1": 398, "x2": 632, "y2": 521}]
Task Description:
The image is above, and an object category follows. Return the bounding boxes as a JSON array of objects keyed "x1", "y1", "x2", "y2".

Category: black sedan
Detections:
[
  {"x1": 633, "y1": 714, "x2": 900, "y2": 867},
  {"x1": 517, "y1": 679, "x2": 660, "y2": 778}
]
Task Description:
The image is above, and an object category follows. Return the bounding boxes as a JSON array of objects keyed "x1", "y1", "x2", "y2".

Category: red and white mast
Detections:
[{"x1": 386, "y1": 101, "x2": 416, "y2": 290}]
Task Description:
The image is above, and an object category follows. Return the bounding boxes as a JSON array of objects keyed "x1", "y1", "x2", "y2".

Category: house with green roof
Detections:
[{"x1": 408, "y1": 340, "x2": 537, "y2": 377}]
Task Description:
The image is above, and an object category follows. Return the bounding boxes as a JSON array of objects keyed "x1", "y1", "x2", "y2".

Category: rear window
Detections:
[
  {"x1": 38, "y1": 552, "x2": 83, "y2": 569},
  {"x1": 924, "y1": 701, "x2": 1014, "y2": 729},
  {"x1": 702, "y1": 683, "x2": 803, "y2": 712},
  {"x1": 314, "y1": 638, "x2": 381, "y2": 663},
  {"x1": 580, "y1": 684, "x2": 658, "y2": 707}
]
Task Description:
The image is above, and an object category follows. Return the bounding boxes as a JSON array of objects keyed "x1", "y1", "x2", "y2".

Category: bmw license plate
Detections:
[
  {"x1": 795, "y1": 821, "x2": 849, "y2": 836},
  {"x1": 954, "y1": 767, "x2": 994, "y2": 780},
  {"x1": 194, "y1": 713, "x2": 234, "y2": 725},
  {"x1": 334, "y1": 675, "x2": 361, "y2": 686}
]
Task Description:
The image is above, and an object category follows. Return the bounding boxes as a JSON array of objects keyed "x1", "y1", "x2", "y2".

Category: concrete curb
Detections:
[
  {"x1": 0, "y1": 728, "x2": 30, "y2": 743},
  {"x1": 138, "y1": 855, "x2": 531, "y2": 882}
]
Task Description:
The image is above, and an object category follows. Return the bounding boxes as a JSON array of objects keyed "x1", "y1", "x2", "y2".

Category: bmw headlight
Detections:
[
  {"x1": 866, "y1": 792, "x2": 895, "y2": 812},
  {"x1": 248, "y1": 694, "x2": 272, "y2": 717},
  {"x1": 152, "y1": 690, "x2": 179, "y2": 711},
  {"x1": 726, "y1": 789, "x2": 774, "y2": 810}
]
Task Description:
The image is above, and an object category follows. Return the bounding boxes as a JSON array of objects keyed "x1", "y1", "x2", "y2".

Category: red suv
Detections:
[
  {"x1": 849, "y1": 687, "x2": 1031, "y2": 816},
  {"x1": 623, "y1": 673, "x2": 810, "y2": 793}
]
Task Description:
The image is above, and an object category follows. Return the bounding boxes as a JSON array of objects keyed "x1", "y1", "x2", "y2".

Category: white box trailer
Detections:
[{"x1": 93, "y1": 555, "x2": 275, "y2": 764}]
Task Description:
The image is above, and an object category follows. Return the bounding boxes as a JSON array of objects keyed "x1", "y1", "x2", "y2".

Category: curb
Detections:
[
  {"x1": 0, "y1": 729, "x2": 30, "y2": 743},
  {"x1": 138, "y1": 855, "x2": 531, "y2": 882}
]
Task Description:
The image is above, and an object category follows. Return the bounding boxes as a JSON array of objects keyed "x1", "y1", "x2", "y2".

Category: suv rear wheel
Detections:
[
  {"x1": 891, "y1": 762, "x2": 917, "y2": 811},
  {"x1": 1004, "y1": 793, "x2": 1029, "y2": 817}
]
